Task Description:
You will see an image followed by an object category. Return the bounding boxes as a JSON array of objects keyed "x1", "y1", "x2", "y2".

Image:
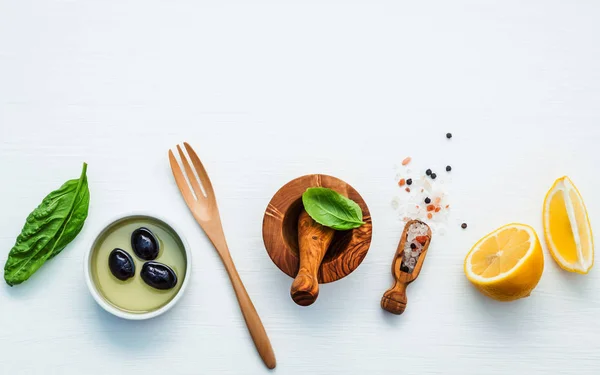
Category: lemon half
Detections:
[{"x1": 464, "y1": 223, "x2": 544, "y2": 301}]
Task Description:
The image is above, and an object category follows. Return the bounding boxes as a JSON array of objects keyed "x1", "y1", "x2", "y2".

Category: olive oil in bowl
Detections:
[{"x1": 88, "y1": 215, "x2": 189, "y2": 317}]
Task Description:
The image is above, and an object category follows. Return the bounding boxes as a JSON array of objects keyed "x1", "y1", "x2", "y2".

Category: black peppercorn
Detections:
[
  {"x1": 406, "y1": 178, "x2": 413, "y2": 185},
  {"x1": 424, "y1": 197, "x2": 431, "y2": 204},
  {"x1": 446, "y1": 133, "x2": 452, "y2": 139},
  {"x1": 431, "y1": 173, "x2": 437, "y2": 179},
  {"x1": 426, "y1": 169, "x2": 432, "y2": 176},
  {"x1": 410, "y1": 243, "x2": 417, "y2": 250},
  {"x1": 461, "y1": 223, "x2": 468, "y2": 229},
  {"x1": 446, "y1": 165, "x2": 452, "y2": 172}
]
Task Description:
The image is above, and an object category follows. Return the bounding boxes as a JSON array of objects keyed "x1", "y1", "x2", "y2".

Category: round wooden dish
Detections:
[{"x1": 262, "y1": 174, "x2": 372, "y2": 283}]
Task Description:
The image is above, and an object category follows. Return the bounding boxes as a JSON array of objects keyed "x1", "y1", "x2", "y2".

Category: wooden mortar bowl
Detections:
[{"x1": 262, "y1": 174, "x2": 372, "y2": 284}]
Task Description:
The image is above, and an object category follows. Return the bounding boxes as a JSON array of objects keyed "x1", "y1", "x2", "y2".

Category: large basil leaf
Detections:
[
  {"x1": 4, "y1": 163, "x2": 90, "y2": 286},
  {"x1": 302, "y1": 187, "x2": 365, "y2": 230}
]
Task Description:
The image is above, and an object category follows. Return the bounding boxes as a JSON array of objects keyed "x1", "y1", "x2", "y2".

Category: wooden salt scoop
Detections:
[
  {"x1": 290, "y1": 210, "x2": 335, "y2": 306},
  {"x1": 381, "y1": 220, "x2": 432, "y2": 315}
]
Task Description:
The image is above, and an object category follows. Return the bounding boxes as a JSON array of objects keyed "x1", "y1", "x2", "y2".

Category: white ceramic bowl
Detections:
[{"x1": 84, "y1": 213, "x2": 192, "y2": 320}]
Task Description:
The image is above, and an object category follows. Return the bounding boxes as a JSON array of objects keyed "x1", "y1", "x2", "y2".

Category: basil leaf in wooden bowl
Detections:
[{"x1": 302, "y1": 187, "x2": 365, "y2": 230}]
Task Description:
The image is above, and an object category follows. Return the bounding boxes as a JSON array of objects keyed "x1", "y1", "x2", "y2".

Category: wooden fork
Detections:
[{"x1": 169, "y1": 142, "x2": 276, "y2": 370}]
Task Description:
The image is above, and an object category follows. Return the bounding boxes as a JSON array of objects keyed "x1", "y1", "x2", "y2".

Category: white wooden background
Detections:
[{"x1": 1, "y1": 1, "x2": 599, "y2": 374}]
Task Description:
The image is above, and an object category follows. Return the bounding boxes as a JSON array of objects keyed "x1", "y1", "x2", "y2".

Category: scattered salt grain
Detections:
[{"x1": 391, "y1": 156, "x2": 453, "y2": 236}]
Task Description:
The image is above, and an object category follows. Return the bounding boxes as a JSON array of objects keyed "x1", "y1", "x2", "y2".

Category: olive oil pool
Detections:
[{"x1": 91, "y1": 217, "x2": 187, "y2": 313}]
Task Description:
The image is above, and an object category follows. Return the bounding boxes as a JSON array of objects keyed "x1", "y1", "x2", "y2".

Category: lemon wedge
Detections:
[
  {"x1": 543, "y1": 176, "x2": 594, "y2": 274},
  {"x1": 464, "y1": 223, "x2": 544, "y2": 301}
]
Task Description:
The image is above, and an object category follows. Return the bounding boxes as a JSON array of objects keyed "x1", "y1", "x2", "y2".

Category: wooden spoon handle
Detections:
[
  {"x1": 381, "y1": 281, "x2": 408, "y2": 315},
  {"x1": 291, "y1": 210, "x2": 335, "y2": 306},
  {"x1": 222, "y1": 253, "x2": 276, "y2": 369}
]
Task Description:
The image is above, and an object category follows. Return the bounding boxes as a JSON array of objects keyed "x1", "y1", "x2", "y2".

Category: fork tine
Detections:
[
  {"x1": 176, "y1": 145, "x2": 206, "y2": 199},
  {"x1": 168, "y1": 150, "x2": 197, "y2": 208},
  {"x1": 183, "y1": 142, "x2": 215, "y2": 197}
]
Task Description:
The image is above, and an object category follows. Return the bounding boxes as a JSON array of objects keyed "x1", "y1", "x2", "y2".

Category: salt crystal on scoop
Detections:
[{"x1": 401, "y1": 221, "x2": 430, "y2": 271}]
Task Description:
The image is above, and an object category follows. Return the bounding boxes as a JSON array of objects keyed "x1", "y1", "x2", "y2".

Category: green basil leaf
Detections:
[
  {"x1": 4, "y1": 163, "x2": 90, "y2": 286},
  {"x1": 302, "y1": 187, "x2": 365, "y2": 230}
]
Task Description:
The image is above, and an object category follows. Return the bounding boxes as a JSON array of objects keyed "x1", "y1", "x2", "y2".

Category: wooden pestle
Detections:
[
  {"x1": 290, "y1": 210, "x2": 335, "y2": 306},
  {"x1": 381, "y1": 220, "x2": 432, "y2": 315}
]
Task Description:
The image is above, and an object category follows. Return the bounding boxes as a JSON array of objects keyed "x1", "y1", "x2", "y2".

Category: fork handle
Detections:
[{"x1": 221, "y1": 252, "x2": 277, "y2": 369}]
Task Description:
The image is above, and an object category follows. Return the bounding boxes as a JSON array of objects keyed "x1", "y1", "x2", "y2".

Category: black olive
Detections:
[
  {"x1": 141, "y1": 262, "x2": 177, "y2": 290},
  {"x1": 131, "y1": 227, "x2": 159, "y2": 260},
  {"x1": 108, "y1": 248, "x2": 135, "y2": 281}
]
